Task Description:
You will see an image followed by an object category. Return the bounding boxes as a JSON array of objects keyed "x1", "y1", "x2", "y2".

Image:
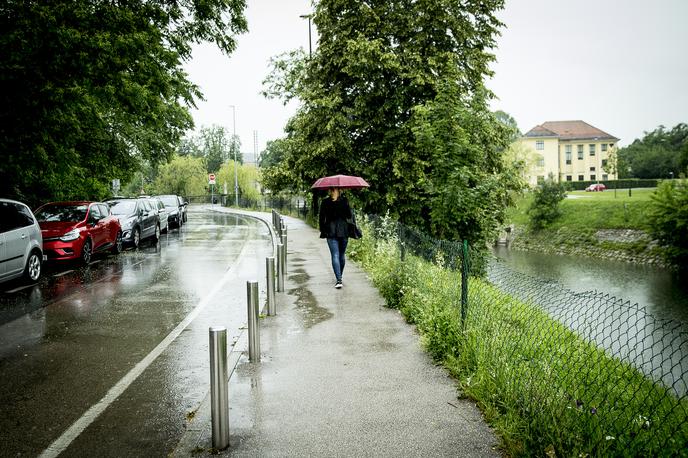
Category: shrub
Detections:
[
  {"x1": 647, "y1": 179, "x2": 688, "y2": 266},
  {"x1": 527, "y1": 176, "x2": 567, "y2": 230}
]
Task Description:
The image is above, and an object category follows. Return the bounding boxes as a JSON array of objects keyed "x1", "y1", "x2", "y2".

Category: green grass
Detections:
[
  {"x1": 349, "y1": 215, "x2": 688, "y2": 457},
  {"x1": 508, "y1": 188, "x2": 655, "y2": 232}
]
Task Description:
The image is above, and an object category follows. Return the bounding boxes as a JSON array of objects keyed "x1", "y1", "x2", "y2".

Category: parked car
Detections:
[
  {"x1": 0, "y1": 199, "x2": 43, "y2": 284},
  {"x1": 34, "y1": 202, "x2": 122, "y2": 264},
  {"x1": 585, "y1": 183, "x2": 607, "y2": 192},
  {"x1": 106, "y1": 198, "x2": 160, "y2": 248},
  {"x1": 148, "y1": 197, "x2": 169, "y2": 234},
  {"x1": 155, "y1": 195, "x2": 186, "y2": 229}
]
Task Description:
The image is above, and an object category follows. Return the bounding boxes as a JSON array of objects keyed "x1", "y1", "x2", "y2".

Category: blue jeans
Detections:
[{"x1": 326, "y1": 237, "x2": 348, "y2": 282}]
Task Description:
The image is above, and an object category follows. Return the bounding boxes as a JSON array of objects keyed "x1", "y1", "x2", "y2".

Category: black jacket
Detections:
[{"x1": 319, "y1": 196, "x2": 352, "y2": 239}]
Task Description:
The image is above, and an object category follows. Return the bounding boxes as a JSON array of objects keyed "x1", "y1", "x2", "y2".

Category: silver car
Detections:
[
  {"x1": 0, "y1": 198, "x2": 43, "y2": 284},
  {"x1": 149, "y1": 197, "x2": 169, "y2": 234}
]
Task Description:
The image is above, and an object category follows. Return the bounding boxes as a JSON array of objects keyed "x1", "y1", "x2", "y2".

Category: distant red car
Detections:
[
  {"x1": 34, "y1": 202, "x2": 122, "y2": 264},
  {"x1": 585, "y1": 183, "x2": 607, "y2": 192}
]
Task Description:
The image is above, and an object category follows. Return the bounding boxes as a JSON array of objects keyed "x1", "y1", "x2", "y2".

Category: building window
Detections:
[
  {"x1": 536, "y1": 140, "x2": 544, "y2": 150},
  {"x1": 602, "y1": 174, "x2": 608, "y2": 180},
  {"x1": 578, "y1": 174, "x2": 584, "y2": 181},
  {"x1": 565, "y1": 151, "x2": 572, "y2": 165},
  {"x1": 589, "y1": 144, "x2": 596, "y2": 156},
  {"x1": 566, "y1": 175, "x2": 572, "y2": 181},
  {"x1": 602, "y1": 159, "x2": 608, "y2": 167},
  {"x1": 565, "y1": 145, "x2": 572, "y2": 154},
  {"x1": 577, "y1": 145, "x2": 584, "y2": 160},
  {"x1": 601, "y1": 144, "x2": 608, "y2": 152},
  {"x1": 537, "y1": 157, "x2": 545, "y2": 167},
  {"x1": 590, "y1": 174, "x2": 596, "y2": 180},
  {"x1": 537, "y1": 175, "x2": 545, "y2": 184},
  {"x1": 590, "y1": 166, "x2": 596, "y2": 172}
]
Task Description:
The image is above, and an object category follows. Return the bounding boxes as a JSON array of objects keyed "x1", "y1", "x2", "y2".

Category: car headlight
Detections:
[
  {"x1": 60, "y1": 229, "x2": 81, "y2": 242},
  {"x1": 120, "y1": 217, "x2": 135, "y2": 231}
]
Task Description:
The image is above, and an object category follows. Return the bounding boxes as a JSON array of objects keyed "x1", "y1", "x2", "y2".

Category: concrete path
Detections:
[{"x1": 172, "y1": 208, "x2": 500, "y2": 457}]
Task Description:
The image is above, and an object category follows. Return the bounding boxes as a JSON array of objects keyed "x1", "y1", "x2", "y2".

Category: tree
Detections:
[
  {"x1": 0, "y1": 1, "x2": 247, "y2": 207},
  {"x1": 617, "y1": 123, "x2": 687, "y2": 179},
  {"x1": 647, "y1": 179, "x2": 688, "y2": 266},
  {"x1": 494, "y1": 110, "x2": 521, "y2": 142},
  {"x1": 263, "y1": 0, "x2": 521, "y2": 252},
  {"x1": 602, "y1": 146, "x2": 620, "y2": 197},
  {"x1": 217, "y1": 161, "x2": 261, "y2": 204},
  {"x1": 527, "y1": 174, "x2": 567, "y2": 230},
  {"x1": 152, "y1": 155, "x2": 207, "y2": 197}
]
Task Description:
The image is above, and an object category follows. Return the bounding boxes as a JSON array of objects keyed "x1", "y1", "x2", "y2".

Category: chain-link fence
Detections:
[{"x1": 357, "y1": 213, "x2": 688, "y2": 456}]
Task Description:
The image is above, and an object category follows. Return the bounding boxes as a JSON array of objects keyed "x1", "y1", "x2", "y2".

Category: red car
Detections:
[
  {"x1": 34, "y1": 201, "x2": 123, "y2": 264},
  {"x1": 585, "y1": 183, "x2": 607, "y2": 192}
]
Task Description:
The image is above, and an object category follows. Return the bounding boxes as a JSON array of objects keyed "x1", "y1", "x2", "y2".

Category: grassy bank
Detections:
[
  {"x1": 349, "y1": 215, "x2": 688, "y2": 456},
  {"x1": 506, "y1": 189, "x2": 666, "y2": 263}
]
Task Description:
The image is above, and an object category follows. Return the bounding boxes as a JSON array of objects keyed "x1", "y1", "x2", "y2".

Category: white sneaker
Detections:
[{"x1": 334, "y1": 281, "x2": 343, "y2": 289}]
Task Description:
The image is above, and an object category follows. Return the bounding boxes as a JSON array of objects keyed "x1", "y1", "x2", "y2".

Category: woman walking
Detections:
[{"x1": 319, "y1": 187, "x2": 352, "y2": 289}]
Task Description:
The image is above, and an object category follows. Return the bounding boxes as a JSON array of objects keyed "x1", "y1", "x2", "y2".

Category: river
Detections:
[{"x1": 492, "y1": 246, "x2": 688, "y2": 324}]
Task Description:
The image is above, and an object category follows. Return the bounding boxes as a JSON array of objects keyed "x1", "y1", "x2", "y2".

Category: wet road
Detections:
[{"x1": 0, "y1": 207, "x2": 273, "y2": 457}]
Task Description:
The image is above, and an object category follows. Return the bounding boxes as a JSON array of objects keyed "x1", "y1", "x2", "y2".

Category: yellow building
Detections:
[{"x1": 520, "y1": 120, "x2": 619, "y2": 186}]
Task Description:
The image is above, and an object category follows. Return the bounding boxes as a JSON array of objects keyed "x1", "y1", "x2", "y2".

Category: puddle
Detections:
[
  {"x1": 288, "y1": 268, "x2": 310, "y2": 285},
  {"x1": 288, "y1": 286, "x2": 333, "y2": 329}
]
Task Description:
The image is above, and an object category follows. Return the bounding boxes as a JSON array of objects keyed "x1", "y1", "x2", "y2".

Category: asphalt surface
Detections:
[
  {"x1": 0, "y1": 208, "x2": 273, "y2": 457},
  {"x1": 173, "y1": 208, "x2": 500, "y2": 457}
]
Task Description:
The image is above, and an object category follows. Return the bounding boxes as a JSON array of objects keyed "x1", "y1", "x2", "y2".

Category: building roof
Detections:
[{"x1": 524, "y1": 120, "x2": 619, "y2": 141}]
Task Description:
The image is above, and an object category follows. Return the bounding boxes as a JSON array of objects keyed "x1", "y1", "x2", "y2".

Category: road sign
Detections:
[{"x1": 209, "y1": 173, "x2": 216, "y2": 185}]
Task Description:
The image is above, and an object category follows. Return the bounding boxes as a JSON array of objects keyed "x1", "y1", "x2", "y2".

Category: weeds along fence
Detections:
[{"x1": 352, "y1": 214, "x2": 688, "y2": 456}]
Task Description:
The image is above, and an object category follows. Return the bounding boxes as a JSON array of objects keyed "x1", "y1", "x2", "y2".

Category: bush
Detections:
[
  {"x1": 527, "y1": 176, "x2": 567, "y2": 230},
  {"x1": 648, "y1": 179, "x2": 688, "y2": 266}
]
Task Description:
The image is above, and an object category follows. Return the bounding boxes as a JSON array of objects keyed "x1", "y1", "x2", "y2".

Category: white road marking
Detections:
[
  {"x1": 4, "y1": 284, "x2": 36, "y2": 294},
  {"x1": 39, "y1": 241, "x2": 253, "y2": 458},
  {"x1": 52, "y1": 270, "x2": 74, "y2": 277}
]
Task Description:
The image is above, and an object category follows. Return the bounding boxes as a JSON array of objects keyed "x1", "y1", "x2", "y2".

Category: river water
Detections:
[
  {"x1": 492, "y1": 246, "x2": 688, "y2": 324},
  {"x1": 491, "y1": 247, "x2": 688, "y2": 395}
]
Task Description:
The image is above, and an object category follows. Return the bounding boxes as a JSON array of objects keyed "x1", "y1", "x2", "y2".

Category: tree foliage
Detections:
[
  {"x1": 152, "y1": 155, "x2": 207, "y2": 196},
  {"x1": 0, "y1": 0, "x2": 247, "y2": 207},
  {"x1": 262, "y1": 0, "x2": 521, "y2": 249},
  {"x1": 527, "y1": 174, "x2": 568, "y2": 231},
  {"x1": 617, "y1": 123, "x2": 688, "y2": 179},
  {"x1": 647, "y1": 179, "x2": 688, "y2": 266}
]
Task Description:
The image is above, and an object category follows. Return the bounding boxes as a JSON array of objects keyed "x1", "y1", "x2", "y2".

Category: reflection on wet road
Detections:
[{"x1": 0, "y1": 207, "x2": 273, "y2": 457}]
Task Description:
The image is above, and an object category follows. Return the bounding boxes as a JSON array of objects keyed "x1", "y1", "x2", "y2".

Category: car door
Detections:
[
  {"x1": 4, "y1": 203, "x2": 34, "y2": 277},
  {"x1": 87, "y1": 204, "x2": 106, "y2": 250},
  {"x1": 140, "y1": 199, "x2": 155, "y2": 238},
  {"x1": 99, "y1": 204, "x2": 118, "y2": 243}
]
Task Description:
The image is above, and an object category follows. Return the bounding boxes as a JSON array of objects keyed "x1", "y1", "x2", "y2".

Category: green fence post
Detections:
[{"x1": 461, "y1": 239, "x2": 468, "y2": 326}]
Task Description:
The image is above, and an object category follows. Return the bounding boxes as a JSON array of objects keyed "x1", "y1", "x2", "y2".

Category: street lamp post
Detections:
[
  {"x1": 299, "y1": 14, "x2": 313, "y2": 57},
  {"x1": 229, "y1": 105, "x2": 238, "y2": 207}
]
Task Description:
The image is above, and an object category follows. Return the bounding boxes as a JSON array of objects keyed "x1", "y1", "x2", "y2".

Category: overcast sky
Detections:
[{"x1": 183, "y1": 0, "x2": 688, "y2": 153}]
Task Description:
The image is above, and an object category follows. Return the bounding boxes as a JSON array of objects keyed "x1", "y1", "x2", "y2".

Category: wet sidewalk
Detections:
[{"x1": 172, "y1": 208, "x2": 499, "y2": 457}]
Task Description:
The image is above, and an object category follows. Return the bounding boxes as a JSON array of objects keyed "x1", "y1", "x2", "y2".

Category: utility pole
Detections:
[{"x1": 229, "y1": 105, "x2": 238, "y2": 207}]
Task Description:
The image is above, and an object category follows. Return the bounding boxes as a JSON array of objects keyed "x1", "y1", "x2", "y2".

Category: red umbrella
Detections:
[{"x1": 311, "y1": 174, "x2": 370, "y2": 190}]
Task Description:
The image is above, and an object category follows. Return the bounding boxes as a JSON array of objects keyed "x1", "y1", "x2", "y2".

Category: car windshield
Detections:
[
  {"x1": 35, "y1": 204, "x2": 88, "y2": 222},
  {"x1": 160, "y1": 196, "x2": 178, "y2": 207},
  {"x1": 109, "y1": 200, "x2": 137, "y2": 215}
]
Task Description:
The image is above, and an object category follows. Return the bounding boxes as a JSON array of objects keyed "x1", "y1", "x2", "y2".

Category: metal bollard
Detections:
[
  {"x1": 209, "y1": 327, "x2": 229, "y2": 450},
  {"x1": 276, "y1": 243, "x2": 285, "y2": 292},
  {"x1": 247, "y1": 281, "x2": 260, "y2": 362},
  {"x1": 266, "y1": 257, "x2": 276, "y2": 316},
  {"x1": 280, "y1": 234, "x2": 287, "y2": 274}
]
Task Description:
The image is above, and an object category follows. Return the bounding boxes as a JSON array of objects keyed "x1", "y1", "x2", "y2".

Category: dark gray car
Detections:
[
  {"x1": 155, "y1": 195, "x2": 186, "y2": 229},
  {"x1": 106, "y1": 198, "x2": 160, "y2": 248}
]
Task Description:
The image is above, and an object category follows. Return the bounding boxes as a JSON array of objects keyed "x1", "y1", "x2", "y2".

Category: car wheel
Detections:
[
  {"x1": 112, "y1": 231, "x2": 123, "y2": 254},
  {"x1": 81, "y1": 239, "x2": 93, "y2": 265},
  {"x1": 23, "y1": 250, "x2": 42, "y2": 282},
  {"x1": 153, "y1": 224, "x2": 160, "y2": 242},
  {"x1": 132, "y1": 227, "x2": 141, "y2": 249}
]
